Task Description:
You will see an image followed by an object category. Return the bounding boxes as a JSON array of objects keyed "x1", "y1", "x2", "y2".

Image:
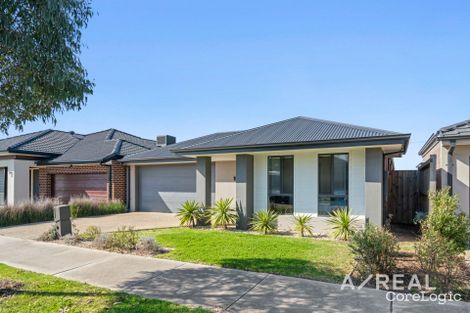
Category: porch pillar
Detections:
[
  {"x1": 365, "y1": 148, "x2": 384, "y2": 227},
  {"x1": 236, "y1": 154, "x2": 254, "y2": 230},
  {"x1": 196, "y1": 156, "x2": 212, "y2": 207}
]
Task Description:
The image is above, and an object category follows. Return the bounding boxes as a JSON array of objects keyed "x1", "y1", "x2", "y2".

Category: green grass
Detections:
[
  {"x1": 143, "y1": 228, "x2": 353, "y2": 283},
  {"x1": 0, "y1": 263, "x2": 210, "y2": 313}
]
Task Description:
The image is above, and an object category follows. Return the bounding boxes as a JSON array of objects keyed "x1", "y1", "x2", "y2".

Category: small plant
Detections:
[
  {"x1": 327, "y1": 208, "x2": 358, "y2": 240},
  {"x1": 110, "y1": 226, "x2": 139, "y2": 252},
  {"x1": 208, "y1": 198, "x2": 238, "y2": 229},
  {"x1": 63, "y1": 234, "x2": 80, "y2": 245},
  {"x1": 250, "y1": 211, "x2": 278, "y2": 234},
  {"x1": 80, "y1": 225, "x2": 102, "y2": 241},
  {"x1": 93, "y1": 233, "x2": 114, "y2": 250},
  {"x1": 38, "y1": 224, "x2": 60, "y2": 241},
  {"x1": 423, "y1": 188, "x2": 470, "y2": 253},
  {"x1": 349, "y1": 224, "x2": 398, "y2": 277},
  {"x1": 293, "y1": 214, "x2": 314, "y2": 237},
  {"x1": 136, "y1": 237, "x2": 161, "y2": 255},
  {"x1": 413, "y1": 211, "x2": 427, "y2": 225},
  {"x1": 177, "y1": 200, "x2": 205, "y2": 227}
]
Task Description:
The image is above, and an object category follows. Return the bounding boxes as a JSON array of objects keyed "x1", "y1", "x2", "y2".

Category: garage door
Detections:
[
  {"x1": 53, "y1": 173, "x2": 108, "y2": 203},
  {"x1": 138, "y1": 164, "x2": 196, "y2": 212}
]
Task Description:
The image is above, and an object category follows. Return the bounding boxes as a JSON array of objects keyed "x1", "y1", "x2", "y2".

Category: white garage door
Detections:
[{"x1": 138, "y1": 163, "x2": 196, "y2": 212}]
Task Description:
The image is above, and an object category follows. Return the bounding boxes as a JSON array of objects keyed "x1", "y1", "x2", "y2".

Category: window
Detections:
[
  {"x1": 268, "y1": 156, "x2": 293, "y2": 214},
  {"x1": 318, "y1": 154, "x2": 348, "y2": 215}
]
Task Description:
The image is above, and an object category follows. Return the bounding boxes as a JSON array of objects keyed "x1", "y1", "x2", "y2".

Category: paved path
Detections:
[
  {"x1": 0, "y1": 212, "x2": 179, "y2": 240},
  {"x1": 0, "y1": 236, "x2": 468, "y2": 313}
]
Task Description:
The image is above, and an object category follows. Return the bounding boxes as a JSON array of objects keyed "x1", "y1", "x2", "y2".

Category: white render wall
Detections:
[
  {"x1": 252, "y1": 147, "x2": 367, "y2": 217},
  {"x1": 0, "y1": 158, "x2": 35, "y2": 205}
]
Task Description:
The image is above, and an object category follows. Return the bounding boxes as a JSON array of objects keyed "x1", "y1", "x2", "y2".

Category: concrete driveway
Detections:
[
  {"x1": 0, "y1": 236, "x2": 468, "y2": 313},
  {"x1": 0, "y1": 212, "x2": 179, "y2": 240}
]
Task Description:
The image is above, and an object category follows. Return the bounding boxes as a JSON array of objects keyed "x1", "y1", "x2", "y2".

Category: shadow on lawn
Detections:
[{"x1": 219, "y1": 258, "x2": 346, "y2": 283}]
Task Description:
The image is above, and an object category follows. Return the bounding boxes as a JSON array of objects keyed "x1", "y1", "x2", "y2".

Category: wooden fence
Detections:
[{"x1": 386, "y1": 170, "x2": 419, "y2": 225}]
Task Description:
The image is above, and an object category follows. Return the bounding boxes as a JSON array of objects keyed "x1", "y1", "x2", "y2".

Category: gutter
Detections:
[{"x1": 172, "y1": 134, "x2": 411, "y2": 155}]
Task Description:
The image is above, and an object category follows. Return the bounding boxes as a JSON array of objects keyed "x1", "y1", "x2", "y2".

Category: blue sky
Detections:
[{"x1": 4, "y1": 1, "x2": 470, "y2": 169}]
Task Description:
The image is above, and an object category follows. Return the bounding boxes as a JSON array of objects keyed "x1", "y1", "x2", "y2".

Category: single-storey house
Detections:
[
  {"x1": 0, "y1": 129, "x2": 155, "y2": 205},
  {"x1": 419, "y1": 120, "x2": 470, "y2": 216},
  {"x1": 122, "y1": 117, "x2": 410, "y2": 229},
  {"x1": 0, "y1": 117, "x2": 410, "y2": 230}
]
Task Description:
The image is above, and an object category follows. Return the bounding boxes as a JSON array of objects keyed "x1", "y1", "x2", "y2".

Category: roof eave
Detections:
[{"x1": 172, "y1": 134, "x2": 411, "y2": 155}]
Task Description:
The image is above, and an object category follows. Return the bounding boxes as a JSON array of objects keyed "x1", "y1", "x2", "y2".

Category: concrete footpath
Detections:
[{"x1": 0, "y1": 236, "x2": 468, "y2": 313}]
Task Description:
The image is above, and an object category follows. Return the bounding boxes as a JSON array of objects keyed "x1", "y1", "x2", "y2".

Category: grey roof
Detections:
[
  {"x1": 0, "y1": 130, "x2": 82, "y2": 156},
  {"x1": 173, "y1": 116, "x2": 410, "y2": 153},
  {"x1": 121, "y1": 132, "x2": 238, "y2": 163},
  {"x1": 419, "y1": 120, "x2": 470, "y2": 155},
  {"x1": 43, "y1": 129, "x2": 154, "y2": 165}
]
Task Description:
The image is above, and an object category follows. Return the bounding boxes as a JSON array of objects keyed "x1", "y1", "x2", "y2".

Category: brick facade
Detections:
[{"x1": 38, "y1": 163, "x2": 127, "y2": 204}]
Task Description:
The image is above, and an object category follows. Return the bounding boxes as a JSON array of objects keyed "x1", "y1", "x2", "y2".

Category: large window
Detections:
[
  {"x1": 318, "y1": 154, "x2": 348, "y2": 215},
  {"x1": 268, "y1": 156, "x2": 293, "y2": 214}
]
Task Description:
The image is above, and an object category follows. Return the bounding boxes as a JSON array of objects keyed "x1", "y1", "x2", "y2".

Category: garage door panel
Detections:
[
  {"x1": 53, "y1": 174, "x2": 107, "y2": 203},
  {"x1": 138, "y1": 164, "x2": 196, "y2": 212}
]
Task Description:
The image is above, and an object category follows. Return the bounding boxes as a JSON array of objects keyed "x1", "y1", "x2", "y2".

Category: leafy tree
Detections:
[{"x1": 0, "y1": 0, "x2": 94, "y2": 133}]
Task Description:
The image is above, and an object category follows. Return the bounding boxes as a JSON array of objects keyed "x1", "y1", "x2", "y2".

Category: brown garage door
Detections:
[{"x1": 53, "y1": 173, "x2": 108, "y2": 203}]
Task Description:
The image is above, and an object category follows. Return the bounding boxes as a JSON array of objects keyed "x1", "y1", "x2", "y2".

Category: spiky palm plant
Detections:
[
  {"x1": 327, "y1": 208, "x2": 358, "y2": 240},
  {"x1": 293, "y1": 214, "x2": 314, "y2": 237},
  {"x1": 250, "y1": 211, "x2": 278, "y2": 234},
  {"x1": 177, "y1": 200, "x2": 204, "y2": 227},
  {"x1": 208, "y1": 198, "x2": 238, "y2": 229}
]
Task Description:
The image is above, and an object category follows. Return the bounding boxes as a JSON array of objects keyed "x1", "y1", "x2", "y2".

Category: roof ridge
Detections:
[
  {"x1": 111, "y1": 129, "x2": 155, "y2": 143},
  {"x1": 171, "y1": 131, "x2": 242, "y2": 150},
  {"x1": 111, "y1": 139, "x2": 123, "y2": 155},
  {"x1": 439, "y1": 119, "x2": 470, "y2": 134},
  {"x1": 117, "y1": 138, "x2": 154, "y2": 151},
  {"x1": 8, "y1": 129, "x2": 53, "y2": 151},
  {"x1": 295, "y1": 116, "x2": 400, "y2": 135},
  {"x1": 106, "y1": 129, "x2": 116, "y2": 140}
]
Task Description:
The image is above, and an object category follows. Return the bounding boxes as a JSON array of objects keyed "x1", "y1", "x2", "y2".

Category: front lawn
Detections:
[
  {"x1": 142, "y1": 228, "x2": 353, "y2": 283},
  {"x1": 0, "y1": 263, "x2": 210, "y2": 313}
]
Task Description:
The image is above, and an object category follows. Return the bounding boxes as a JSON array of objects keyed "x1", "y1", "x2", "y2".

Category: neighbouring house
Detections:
[
  {"x1": 122, "y1": 116, "x2": 410, "y2": 230},
  {"x1": 0, "y1": 129, "x2": 156, "y2": 206},
  {"x1": 419, "y1": 120, "x2": 470, "y2": 216},
  {"x1": 0, "y1": 117, "x2": 410, "y2": 231}
]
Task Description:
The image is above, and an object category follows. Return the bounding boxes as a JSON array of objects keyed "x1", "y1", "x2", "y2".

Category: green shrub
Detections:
[
  {"x1": 423, "y1": 188, "x2": 470, "y2": 253},
  {"x1": 69, "y1": 197, "x2": 126, "y2": 218},
  {"x1": 349, "y1": 224, "x2": 398, "y2": 277},
  {"x1": 208, "y1": 198, "x2": 238, "y2": 229},
  {"x1": 177, "y1": 200, "x2": 205, "y2": 227},
  {"x1": 0, "y1": 198, "x2": 58, "y2": 227},
  {"x1": 415, "y1": 228, "x2": 465, "y2": 291},
  {"x1": 250, "y1": 211, "x2": 278, "y2": 234},
  {"x1": 327, "y1": 208, "x2": 358, "y2": 240},
  {"x1": 93, "y1": 233, "x2": 114, "y2": 250},
  {"x1": 80, "y1": 225, "x2": 102, "y2": 241},
  {"x1": 293, "y1": 214, "x2": 314, "y2": 237},
  {"x1": 110, "y1": 226, "x2": 139, "y2": 252}
]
